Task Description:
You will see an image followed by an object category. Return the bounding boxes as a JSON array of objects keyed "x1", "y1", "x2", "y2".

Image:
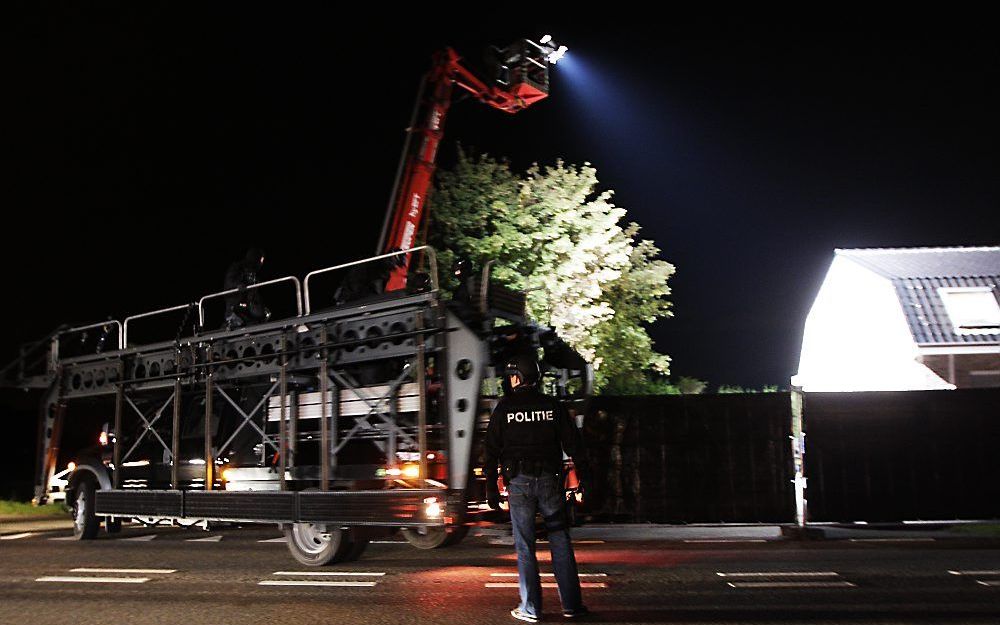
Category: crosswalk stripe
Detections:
[
  {"x1": 187, "y1": 535, "x2": 223, "y2": 542},
  {"x1": 258, "y1": 537, "x2": 287, "y2": 543},
  {"x1": 273, "y1": 571, "x2": 386, "y2": 577},
  {"x1": 485, "y1": 582, "x2": 608, "y2": 589},
  {"x1": 948, "y1": 570, "x2": 1000, "y2": 576},
  {"x1": 727, "y1": 581, "x2": 855, "y2": 589},
  {"x1": 977, "y1": 580, "x2": 1000, "y2": 587},
  {"x1": 71, "y1": 568, "x2": 175, "y2": 574},
  {"x1": 122, "y1": 534, "x2": 158, "y2": 542},
  {"x1": 258, "y1": 580, "x2": 377, "y2": 587},
  {"x1": 0, "y1": 532, "x2": 34, "y2": 540},
  {"x1": 685, "y1": 539, "x2": 768, "y2": 543},
  {"x1": 717, "y1": 571, "x2": 839, "y2": 578},
  {"x1": 848, "y1": 538, "x2": 934, "y2": 543},
  {"x1": 48, "y1": 536, "x2": 77, "y2": 541},
  {"x1": 489, "y1": 573, "x2": 607, "y2": 578},
  {"x1": 36, "y1": 576, "x2": 150, "y2": 584}
]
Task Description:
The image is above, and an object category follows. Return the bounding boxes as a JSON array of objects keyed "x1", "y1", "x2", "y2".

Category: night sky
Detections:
[{"x1": 7, "y1": 9, "x2": 998, "y2": 392}]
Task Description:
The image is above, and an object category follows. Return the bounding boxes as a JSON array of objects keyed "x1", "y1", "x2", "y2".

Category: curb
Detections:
[
  {"x1": 0, "y1": 514, "x2": 71, "y2": 524},
  {"x1": 0, "y1": 518, "x2": 74, "y2": 536}
]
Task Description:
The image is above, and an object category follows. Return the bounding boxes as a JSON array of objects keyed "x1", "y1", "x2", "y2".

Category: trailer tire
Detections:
[
  {"x1": 443, "y1": 524, "x2": 470, "y2": 546},
  {"x1": 71, "y1": 478, "x2": 100, "y2": 540},
  {"x1": 284, "y1": 523, "x2": 353, "y2": 566},
  {"x1": 401, "y1": 525, "x2": 463, "y2": 549}
]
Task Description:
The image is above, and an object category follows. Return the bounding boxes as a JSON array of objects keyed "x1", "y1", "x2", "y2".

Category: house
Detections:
[{"x1": 792, "y1": 246, "x2": 1000, "y2": 392}]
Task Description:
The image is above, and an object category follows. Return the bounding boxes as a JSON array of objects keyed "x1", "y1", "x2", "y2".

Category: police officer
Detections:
[
  {"x1": 333, "y1": 248, "x2": 407, "y2": 306},
  {"x1": 224, "y1": 248, "x2": 270, "y2": 330},
  {"x1": 485, "y1": 353, "x2": 590, "y2": 622}
]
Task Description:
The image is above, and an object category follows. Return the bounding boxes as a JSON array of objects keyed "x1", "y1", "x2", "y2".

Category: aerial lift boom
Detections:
[{"x1": 378, "y1": 39, "x2": 564, "y2": 291}]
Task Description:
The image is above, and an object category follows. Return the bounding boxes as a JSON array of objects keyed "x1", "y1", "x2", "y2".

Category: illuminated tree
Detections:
[{"x1": 428, "y1": 150, "x2": 675, "y2": 392}]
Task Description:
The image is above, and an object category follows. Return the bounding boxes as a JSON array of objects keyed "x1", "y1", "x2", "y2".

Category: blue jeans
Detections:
[{"x1": 507, "y1": 473, "x2": 584, "y2": 617}]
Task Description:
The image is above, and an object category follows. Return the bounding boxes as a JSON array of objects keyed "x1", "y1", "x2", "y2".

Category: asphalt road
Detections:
[{"x1": 1, "y1": 524, "x2": 998, "y2": 625}]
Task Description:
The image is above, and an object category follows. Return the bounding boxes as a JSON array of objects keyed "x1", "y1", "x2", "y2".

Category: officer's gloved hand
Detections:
[
  {"x1": 574, "y1": 465, "x2": 592, "y2": 503},
  {"x1": 486, "y1": 479, "x2": 501, "y2": 511}
]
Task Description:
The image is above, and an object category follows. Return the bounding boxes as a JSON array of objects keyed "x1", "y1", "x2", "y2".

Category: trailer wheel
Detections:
[
  {"x1": 401, "y1": 525, "x2": 464, "y2": 549},
  {"x1": 284, "y1": 523, "x2": 353, "y2": 566},
  {"x1": 71, "y1": 478, "x2": 100, "y2": 540},
  {"x1": 443, "y1": 524, "x2": 469, "y2": 546}
]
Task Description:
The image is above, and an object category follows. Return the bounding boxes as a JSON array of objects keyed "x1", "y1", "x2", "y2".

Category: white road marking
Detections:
[
  {"x1": 485, "y1": 582, "x2": 608, "y2": 589},
  {"x1": 273, "y1": 571, "x2": 386, "y2": 577},
  {"x1": 258, "y1": 537, "x2": 287, "y2": 543},
  {"x1": 258, "y1": 580, "x2": 377, "y2": 587},
  {"x1": 122, "y1": 534, "x2": 158, "y2": 542},
  {"x1": 187, "y1": 535, "x2": 223, "y2": 542},
  {"x1": 371, "y1": 540, "x2": 407, "y2": 544},
  {"x1": 0, "y1": 532, "x2": 34, "y2": 540},
  {"x1": 685, "y1": 539, "x2": 768, "y2": 543},
  {"x1": 977, "y1": 580, "x2": 1000, "y2": 587},
  {"x1": 48, "y1": 536, "x2": 78, "y2": 541},
  {"x1": 71, "y1": 568, "x2": 175, "y2": 574},
  {"x1": 848, "y1": 538, "x2": 934, "y2": 543},
  {"x1": 948, "y1": 570, "x2": 1000, "y2": 576},
  {"x1": 489, "y1": 573, "x2": 607, "y2": 578},
  {"x1": 717, "y1": 571, "x2": 840, "y2": 578},
  {"x1": 727, "y1": 581, "x2": 856, "y2": 589},
  {"x1": 36, "y1": 576, "x2": 150, "y2": 584}
]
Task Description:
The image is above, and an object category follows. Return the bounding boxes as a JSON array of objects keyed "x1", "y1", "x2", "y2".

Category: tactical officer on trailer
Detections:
[{"x1": 485, "y1": 353, "x2": 590, "y2": 622}]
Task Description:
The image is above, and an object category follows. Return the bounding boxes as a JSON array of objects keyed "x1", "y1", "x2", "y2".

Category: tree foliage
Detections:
[{"x1": 427, "y1": 150, "x2": 675, "y2": 393}]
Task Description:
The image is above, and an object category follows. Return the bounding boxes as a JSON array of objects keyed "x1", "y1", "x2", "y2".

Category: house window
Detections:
[{"x1": 938, "y1": 287, "x2": 1000, "y2": 333}]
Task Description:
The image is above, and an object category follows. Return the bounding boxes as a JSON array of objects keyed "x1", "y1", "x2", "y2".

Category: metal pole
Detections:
[
  {"x1": 330, "y1": 379, "x2": 339, "y2": 478},
  {"x1": 45, "y1": 402, "x2": 65, "y2": 502},
  {"x1": 171, "y1": 350, "x2": 182, "y2": 489},
  {"x1": 319, "y1": 328, "x2": 330, "y2": 491},
  {"x1": 113, "y1": 361, "x2": 124, "y2": 489},
  {"x1": 289, "y1": 389, "x2": 298, "y2": 469},
  {"x1": 279, "y1": 334, "x2": 287, "y2": 491},
  {"x1": 416, "y1": 312, "x2": 427, "y2": 482},
  {"x1": 204, "y1": 347, "x2": 214, "y2": 490}
]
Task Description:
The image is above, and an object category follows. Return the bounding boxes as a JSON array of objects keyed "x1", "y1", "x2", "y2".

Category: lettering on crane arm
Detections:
[
  {"x1": 507, "y1": 410, "x2": 554, "y2": 423},
  {"x1": 408, "y1": 193, "x2": 422, "y2": 218},
  {"x1": 401, "y1": 222, "x2": 416, "y2": 249}
]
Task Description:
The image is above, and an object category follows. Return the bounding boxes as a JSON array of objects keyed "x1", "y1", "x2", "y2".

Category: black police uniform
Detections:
[
  {"x1": 224, "y1": 248, "x2": 268, "y2": 329},
  {"x1": 484, "y1": 380, "x2": 589, "y2": 620},
  {"x1": 484, "y1": 387, "x2": 585, "y2": 482}
]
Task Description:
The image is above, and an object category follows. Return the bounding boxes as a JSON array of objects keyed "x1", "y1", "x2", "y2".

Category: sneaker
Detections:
[
  {"x1": 563, "y1": 606, "x2": 589, "y2": 619},
  {"x1": 511, "y1": 607, "x2": 540, "y2": 623}
]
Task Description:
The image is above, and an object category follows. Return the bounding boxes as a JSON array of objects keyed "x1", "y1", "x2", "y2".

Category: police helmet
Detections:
[
  {"x1": 246, "y1": 247, "x2": 265, "y2": 269},
  {"x1": 504, "y1": 353, "x2": 540, "y2": 389}
]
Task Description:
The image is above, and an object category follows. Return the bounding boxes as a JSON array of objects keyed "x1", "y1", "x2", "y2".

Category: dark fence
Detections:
[
  {"x1": 582, "y1": 393, "x2": 797, "y2": 524},
  {"x1": 803, "y1": 388, "x2": 1000, "y2": 522}
]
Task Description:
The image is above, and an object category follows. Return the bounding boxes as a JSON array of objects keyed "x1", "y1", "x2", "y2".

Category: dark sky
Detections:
[{"x1": 7, "y1": 9, "x2": 999, "y2": 390}]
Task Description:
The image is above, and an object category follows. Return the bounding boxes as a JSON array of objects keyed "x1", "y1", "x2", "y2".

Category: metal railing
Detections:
[
  {"x1": 303, "y1": 246, "x2": 438, "y2": 315},
  {"x1": 0, "y1": 326, "x2": 67, "y2": 383},
  {"x1": 45, "y1": 249, "x2": 438, "y2": 359},
  {"x1": 59, "y1": 320, "x2": 125, "y2": 357},
  {"x1": 197, "y1": 276, "x2": 303, "y2": 328},
  {"x1": 123, "y1": 304, "x2": 193, "y2": 349}
]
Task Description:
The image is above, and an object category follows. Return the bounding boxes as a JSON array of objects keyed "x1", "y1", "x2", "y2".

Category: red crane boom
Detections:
[{"x1": 378, "y1": 39, "x2": 561, "y2": 291}]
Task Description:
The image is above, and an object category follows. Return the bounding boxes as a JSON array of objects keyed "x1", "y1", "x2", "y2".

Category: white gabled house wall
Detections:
[{"x1": 792, "y1": 254, "x2": 953, "y2": 392}]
